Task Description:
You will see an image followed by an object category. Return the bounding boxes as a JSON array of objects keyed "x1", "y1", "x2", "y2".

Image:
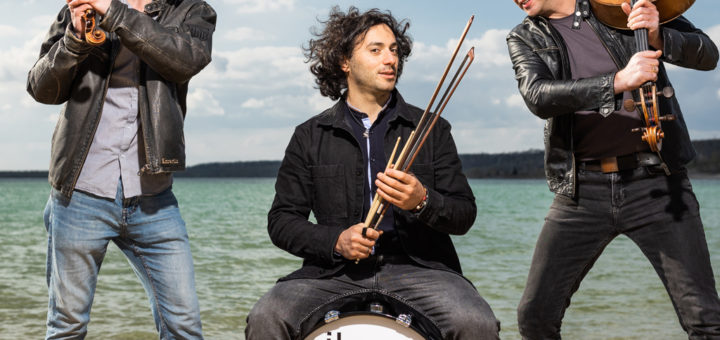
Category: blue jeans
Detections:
[
  {"x1": 43, "y1": 181, "x2": 203, "y2": 339},
  {"x1": 245, "y1": 255, "x2": 500, "y2": 340},
  {"x1": 518, "y1": 167, "x2": 720, "y2": 339}
]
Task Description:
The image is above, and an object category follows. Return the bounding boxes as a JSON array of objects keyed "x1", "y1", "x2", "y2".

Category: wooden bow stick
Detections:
[{"x1": 356, "y1": 16, "x2": 475, "y2": 263}]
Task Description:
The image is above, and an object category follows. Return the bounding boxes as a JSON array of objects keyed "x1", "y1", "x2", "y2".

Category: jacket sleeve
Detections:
[
  {"x1": 506, "y1": 30, "x2": 616, "y2": 119},
  {"x1": 660, "y1": 16, "x2": 718, "y2": 71},
  {"x1": 267, "y1": 127, "x2": 346, "y2": 265},
  {"x1": 26, "y1": 6, "x2": 95, "y2": 104},
  {"x1": 100, "y1": 0, "x2": 216, "y2": 83},
  {"x1": 414, "y1": 118, "x2": 477, "y2": 235}
]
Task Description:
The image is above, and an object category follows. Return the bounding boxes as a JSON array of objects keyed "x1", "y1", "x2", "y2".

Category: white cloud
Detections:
[
  {"x1": 185, "y1": 126, "x2": 294, "y2": 164},
  {"x1": 241, "y1": 98, "x2": 265, "y2": 109},
  {"x1": 504, "y1": 93, "x2": 525, "y2": 108},
  {"x1": 707, "y1": 24, "x2": 720, "y2": 49},
  {"x1": 222, "y1": 0, "x2": 295, "y2": 14},
  {"x1": 223, "y1": 27, "x2": 274, "y2": 42},
  {"x1": 0, "y1": 25, "x2": 20, "y2": 37},
  {"x1": 194, "y1": 46, "x2": 306, "y2": 89},
  {"x1": 717, "y1": 88, "x2": 720, "y2": 100},
  {"x1": 460, "y1": 29, "x2": 512, "y2": 68},
  {"x1": 187, "y1": 88, "x2": 226, "y2": 116}
]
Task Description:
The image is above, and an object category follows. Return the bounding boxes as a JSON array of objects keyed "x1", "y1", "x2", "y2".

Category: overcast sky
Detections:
[{"x1": 1, "y1": 0, "x2": 719, "y2": 170}]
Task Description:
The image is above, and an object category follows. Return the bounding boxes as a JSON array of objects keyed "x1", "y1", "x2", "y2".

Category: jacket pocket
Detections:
[{"x1": 310, "y1": 164, "x2": 348, "y2": 219}]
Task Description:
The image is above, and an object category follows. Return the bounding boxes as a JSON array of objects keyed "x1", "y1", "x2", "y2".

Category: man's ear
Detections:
[{"x1": 341, "y1": 58, "x2": 350, "y2": 73}]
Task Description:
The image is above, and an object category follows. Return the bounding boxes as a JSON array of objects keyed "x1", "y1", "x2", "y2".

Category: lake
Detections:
[{"x1": 1, "y1": 177, "x2": 718, "y2": 339}]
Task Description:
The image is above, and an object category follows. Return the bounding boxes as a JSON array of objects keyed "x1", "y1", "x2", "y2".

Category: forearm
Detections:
[
  {"x1": 414, "y1": 120, "x2": 477, "y2": 235},
  {"x1": 27, "y1": 7, "x2": 92, "y2": 104},
  {"x1": 99, "y1": 0, "x2": 216, "y2": 83},
  {"x1": 507, "y1": 35, "x2": 616, "y2": 118},
  {"x1": 268, "y1": 208, "x2": 344, "y2": 264},
  {"x1": 661, "y1": 17, "x2": 718, "y2": 70}
]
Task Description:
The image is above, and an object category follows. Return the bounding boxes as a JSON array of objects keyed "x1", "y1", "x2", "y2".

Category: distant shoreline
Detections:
[{"x1": 2, "y1": 139, "x2": 718, "y2": 178}]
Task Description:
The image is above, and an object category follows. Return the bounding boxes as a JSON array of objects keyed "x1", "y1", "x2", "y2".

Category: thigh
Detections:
[
  {"x1": 246, "y1": 277, "x2": 368, "y2": 339},
  {"x1": 45, "y1": 189, "x2": 118, "y2": 282},
  {"x1": 116, "y1": 190, "x2": 202, "y2": 337},
  {"x1": 378, "y1": 263, "x2": 499, "y2": 340},
  {"x1": 44, "y1": 189, "x2": 118, "y2": 335},
  {"x1": 626, "y1": 181, "x2": 720, "y2": 334},
  {"x1": 520, "y1": 189, "x2": 616, "y2": 321}
]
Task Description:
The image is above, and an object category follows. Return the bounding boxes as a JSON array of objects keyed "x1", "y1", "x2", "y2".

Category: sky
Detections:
[{"x1": 1, "y1": 0, "x2": 719, "y2": 171}]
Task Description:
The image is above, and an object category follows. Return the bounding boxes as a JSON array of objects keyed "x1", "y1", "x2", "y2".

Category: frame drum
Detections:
[
  {"x1": 304, "y1": 312, "x2": 426, "y2": 340},
  {"x1": 299, "y1": 292, "x2": 441, "y2": 340}
]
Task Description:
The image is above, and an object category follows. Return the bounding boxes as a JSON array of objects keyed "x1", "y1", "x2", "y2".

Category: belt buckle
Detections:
[{"x1": 600, "y1": 157, "x2": 619, "y2": 173}]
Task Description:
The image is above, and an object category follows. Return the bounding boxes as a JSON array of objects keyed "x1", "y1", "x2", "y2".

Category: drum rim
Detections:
[
  {"x1": 303, "y1": 311, "x2": 427, "y2": 339},
  {"x1": 297, "y1": 290, "x2": 442, "y2": 340}
]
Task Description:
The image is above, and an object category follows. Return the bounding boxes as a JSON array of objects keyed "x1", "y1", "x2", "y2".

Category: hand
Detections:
[
  {"x1": 621, "y1": 0, "x2": 663, "y2": 50},
  {"x1": 614, "y1": 50, "x2": 661, "y2": 93},
  {"x1": 375, "y1": 168, "x2": 425, "y2": 211},
  {"x1": 67, "y1": 0, "x2": 112, "y2": 16},
  {"x1": 334, "y1": 223, "x2": 382, "y2": 260},
  {"x1": 66, "y1": 0, "x2": 94, "y2": 37}
]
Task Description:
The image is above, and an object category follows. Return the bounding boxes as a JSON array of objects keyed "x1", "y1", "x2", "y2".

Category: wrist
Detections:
[{"x1": 410, "y1": 186, "x2": 428, "y2": 213}]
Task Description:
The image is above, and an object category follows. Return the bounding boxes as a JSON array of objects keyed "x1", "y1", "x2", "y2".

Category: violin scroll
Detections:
[{"x1": 82, "y1": 9, "x2": 106, "y2": 46}]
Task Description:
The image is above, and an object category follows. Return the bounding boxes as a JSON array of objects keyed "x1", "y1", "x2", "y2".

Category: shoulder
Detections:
[
  {"x1": 166, "y1": 0, "x2": 217, "y2": 15},
  {"x1": 507, "y1": 16, "x2": 553, "y2": 48}
]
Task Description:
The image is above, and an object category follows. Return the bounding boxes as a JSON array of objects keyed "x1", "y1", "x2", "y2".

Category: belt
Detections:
[{"x1": 578, "y1": 152, "x2": 661, "y2": 173}]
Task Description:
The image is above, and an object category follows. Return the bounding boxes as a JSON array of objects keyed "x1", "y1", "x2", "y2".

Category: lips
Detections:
[{"x1": 379, "y1": 70, "x2": 396, "y2": 79}]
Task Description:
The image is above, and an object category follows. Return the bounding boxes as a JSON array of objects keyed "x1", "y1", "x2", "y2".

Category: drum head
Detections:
[
  {"x1": 298, "y1": 291, "x2": 442, "y2": 340},
  {"x1": 304, "y1": 314, "x2": 426, "y2": 340}
]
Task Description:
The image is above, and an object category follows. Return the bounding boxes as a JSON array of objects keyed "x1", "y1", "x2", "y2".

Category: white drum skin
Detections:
[{"x1": 304, "y1": 313, "x2": 427, "y2": 340}]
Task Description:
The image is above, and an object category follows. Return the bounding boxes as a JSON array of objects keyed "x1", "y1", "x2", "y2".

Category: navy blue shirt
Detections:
[{"x1": 345, "y1": 95, "x2": 396, "y2": 234}]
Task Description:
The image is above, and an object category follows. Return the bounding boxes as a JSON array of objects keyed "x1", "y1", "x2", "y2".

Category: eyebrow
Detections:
[{"x1": 365, "y1": 41, "x2": 398, "y2": 48}]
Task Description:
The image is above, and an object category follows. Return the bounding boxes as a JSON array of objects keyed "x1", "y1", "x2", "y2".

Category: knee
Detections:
[
  {"x1": 245, "y1": 294, "x2": 293, "y2": 339},
  {"x1": 517, "y1": 299, "x2": 560, "y2": 339},
  {"x1": 445, "y1": 306, "x2": 500, "y2": 339}
]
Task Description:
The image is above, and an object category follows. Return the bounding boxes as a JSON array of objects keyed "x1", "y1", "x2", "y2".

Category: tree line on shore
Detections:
[{"x1": 2, "y1": 139, "x2": 718, "y2": 179}]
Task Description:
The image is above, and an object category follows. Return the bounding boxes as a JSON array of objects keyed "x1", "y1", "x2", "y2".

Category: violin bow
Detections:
[{"x1": 357, "y1": 15, "x2": 475, "y2": 263}]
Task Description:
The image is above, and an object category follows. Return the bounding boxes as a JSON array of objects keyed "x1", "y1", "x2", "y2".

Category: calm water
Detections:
[{"x1": 1, "y1": 177, "x2": 718, "y2": 339}]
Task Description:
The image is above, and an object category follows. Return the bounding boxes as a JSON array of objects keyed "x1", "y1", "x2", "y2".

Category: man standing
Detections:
[
  {"x1": 27, "y1": 0, "x2": 215, "y2": 338},
  {"x1": 245, "y1": 6, "x2": 499, "y2": 340},
  {"x1": 506, "y1": 0, "x2": 720, "y2": 338}
]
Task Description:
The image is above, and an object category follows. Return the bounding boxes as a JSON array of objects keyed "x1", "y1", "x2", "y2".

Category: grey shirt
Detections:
[
  {"x1": 550, "y1": 14, "x2": 647, "y2": 160},
  {"x1": 75, "y1": 0, "x2": 171, "y2": 199}
]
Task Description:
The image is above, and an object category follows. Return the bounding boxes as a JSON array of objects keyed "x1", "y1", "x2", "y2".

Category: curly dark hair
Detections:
[{"x1": 303, "y1": 6, "x2": 413, "y2": 100}]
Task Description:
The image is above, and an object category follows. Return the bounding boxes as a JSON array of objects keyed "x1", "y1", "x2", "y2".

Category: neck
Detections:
[
  {"x1": 546, "y1": 0, "x2": 576, "y2": 19},
  {"x1": 345, "y1": 89, "x2": 391, "y2": 123}
]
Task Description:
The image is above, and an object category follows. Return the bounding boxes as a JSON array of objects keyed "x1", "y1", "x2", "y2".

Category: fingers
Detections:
[
  {"x1": 334, "y1": 224, "x2": 382, "y2": 260},
  {"x1": 375, "y1": 169, "x2": 424, "y2": 210},
  {"x1": 623, "y1": 0, "x2": 659, "y2": 30},
  {"x1": 68, "y1": 0, "x2": 110, "y2": 16},
  {"x1": 615, "y1": 50, "x2": 662, "y2": 92}
]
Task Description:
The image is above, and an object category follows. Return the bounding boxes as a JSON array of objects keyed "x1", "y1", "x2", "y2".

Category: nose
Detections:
[{"x1": 382, "y1": 49, "x2": 397, "y2": 65}]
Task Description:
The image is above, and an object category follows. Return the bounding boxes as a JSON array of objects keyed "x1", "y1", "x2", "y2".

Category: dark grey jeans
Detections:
[
  {"x1": 245, "y1": 255, "x2": 499, "y2": 339},
  {"x1": 518, "y1": 166, "x2": 720, "y2": 339}
]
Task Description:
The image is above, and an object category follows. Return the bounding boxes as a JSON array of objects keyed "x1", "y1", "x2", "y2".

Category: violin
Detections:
[
  {"x1": 590, "y1": 0, "x2": 693, "y2": 153},
  {"x1": 82, "y1": 9, "x2": 106, "y2": 46},
  {"x1": 589, "y1": 0, "x2": 694, "y2": 30}
]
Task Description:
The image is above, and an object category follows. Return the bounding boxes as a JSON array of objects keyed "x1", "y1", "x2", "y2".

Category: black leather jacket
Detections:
[
  {"x1": 27, "y1": 0, "x2": 216, "y2": 197},
  {"x1": 268, "y1": 90, "x2": 477, "y2": 281},
  {"x1": 506, "y1": 1, "x2": 718, "y2": 197}
]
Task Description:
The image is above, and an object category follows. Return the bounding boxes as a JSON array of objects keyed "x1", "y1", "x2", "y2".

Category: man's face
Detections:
[
  {"x1": 513, "y1": 0, "x2": 563, "y2": 18},
  {"x1": 342, "y1": 24, "x2": 399, "y2": 97}
]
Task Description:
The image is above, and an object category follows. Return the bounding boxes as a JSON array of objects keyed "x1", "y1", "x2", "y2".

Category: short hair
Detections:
[{"x1": 303, "y1": 6, "x2": 412, "y2": 100}]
